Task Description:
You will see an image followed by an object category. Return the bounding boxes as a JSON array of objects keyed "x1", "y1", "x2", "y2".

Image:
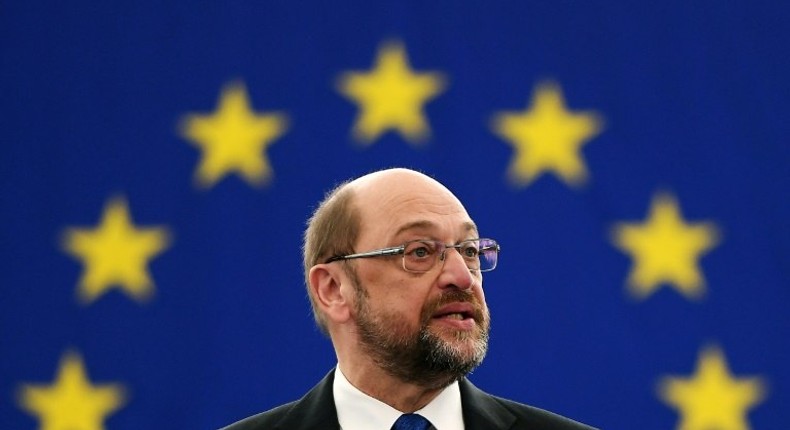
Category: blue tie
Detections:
[{"x1": 391, "y1": 413, "x2": 432, "y2": 430}]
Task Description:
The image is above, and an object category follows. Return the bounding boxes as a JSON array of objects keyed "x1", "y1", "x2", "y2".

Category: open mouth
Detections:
[
  {"x1": 432, "y1": 303, "x2": 476, "y2": 322},
  {"x1": 433, "y1": 311, "x2": 473, "y2": 320}
]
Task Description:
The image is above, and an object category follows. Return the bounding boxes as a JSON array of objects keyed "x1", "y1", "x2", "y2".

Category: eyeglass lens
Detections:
[{"x1": 402, "y1": 239, "x2": 498, "y2": 272}]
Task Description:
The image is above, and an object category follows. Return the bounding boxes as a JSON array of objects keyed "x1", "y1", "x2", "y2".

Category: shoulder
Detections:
[
  {"x1": 218, "y1": 401, "x2": 298, "y2": 430},
  {"x1": 217, "y1": 370, "x2": 340, "y2": 430},
  {"x1": 459, "y1": 379, "x2": 598, "y2": 430},
  {"x1": 487, "y1": 394, "x2": 598, "y2": 430}
]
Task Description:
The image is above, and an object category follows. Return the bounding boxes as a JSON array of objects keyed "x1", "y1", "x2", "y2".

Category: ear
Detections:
[{"x1": 308, "y1": 264, "x2": 352, "y2": 324}]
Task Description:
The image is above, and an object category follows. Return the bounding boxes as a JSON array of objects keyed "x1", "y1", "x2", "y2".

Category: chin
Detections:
[{"x1": 430, "y1": 328, "x2": 488, "y2": 363}]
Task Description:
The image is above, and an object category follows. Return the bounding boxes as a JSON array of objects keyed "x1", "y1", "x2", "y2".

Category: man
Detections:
[{"x1": 222, "y1": 168, "x2": 597, "y2": 430}]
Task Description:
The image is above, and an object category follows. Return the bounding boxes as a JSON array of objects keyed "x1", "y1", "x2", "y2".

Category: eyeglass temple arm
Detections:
[
  {"x1": 325, "y1": 246, "x2": 404, "y2": 263},
  {"x1": 481, "y1": 243, "x2": 500, "y2": 252}
]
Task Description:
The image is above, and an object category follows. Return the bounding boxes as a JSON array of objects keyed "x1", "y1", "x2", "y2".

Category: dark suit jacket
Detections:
[{"x1": 221, "y1": 370, "x2": 598, "y2": 430}]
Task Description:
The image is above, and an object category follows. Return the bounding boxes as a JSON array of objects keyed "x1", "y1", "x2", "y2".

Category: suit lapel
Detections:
[
  {"x1": 459, "y1": 378, "x2": 517, "y2": 430},
  {"x1": 273, "y1": 370, "x2": 341, "y2": 430},
  {"x1": 270, "y1": 372, "x2": 515, "y2": 430}
]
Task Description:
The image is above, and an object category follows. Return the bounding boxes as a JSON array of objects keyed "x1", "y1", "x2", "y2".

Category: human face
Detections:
[{"x1": 346, "y1": 170, "x2": 491, "y2": 386}]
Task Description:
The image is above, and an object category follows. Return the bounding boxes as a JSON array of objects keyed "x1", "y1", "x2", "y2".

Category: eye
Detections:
[
  {"x1": 404, "y1": 241, "x2": 436, "y2": 259},
  {"x1": 461, "y1": 244, "x2": 479, "y2": 258}
]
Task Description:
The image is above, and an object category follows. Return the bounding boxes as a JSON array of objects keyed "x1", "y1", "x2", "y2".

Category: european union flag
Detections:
[{"x1": 2, "y1": 2, "x2": 788, "y2": 429}]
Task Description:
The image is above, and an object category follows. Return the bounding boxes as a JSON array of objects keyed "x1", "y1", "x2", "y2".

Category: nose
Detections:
[{"x1": 438, "y1": 246, "x2": 475, "y2": 290}]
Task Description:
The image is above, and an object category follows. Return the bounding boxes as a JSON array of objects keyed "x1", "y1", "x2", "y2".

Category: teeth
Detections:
[{"x1": 443, "y1": 313, "x2": 464, "y2": 320}]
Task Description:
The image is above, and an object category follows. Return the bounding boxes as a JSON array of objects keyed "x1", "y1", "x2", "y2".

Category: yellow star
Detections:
[
  {"x1": 62, "y1": 197, "x2": 170, "y2": 304},
  {"x1": 337, "y1": 40, "x2": 447, "y2": 144},
  {"x1": 17, "y1": 350, "x2": 127, "y2": 430},
  {"x1": 180, "y1": 81, "x2": 288, "y2": 188},
  {"x1": 611, "y1": 192, "x2": 720, "y2": 300},
  {"x1": 658, "y1": 345, "x2": 766, "y2": 430},
  {"x1": 491, "y1": 81, "x2": 603, "y2": 187}
]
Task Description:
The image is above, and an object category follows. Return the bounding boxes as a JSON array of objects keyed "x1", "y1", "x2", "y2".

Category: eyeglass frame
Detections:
[{"x1": 324, "y1": 238, "x2": 500, "y2": 273}]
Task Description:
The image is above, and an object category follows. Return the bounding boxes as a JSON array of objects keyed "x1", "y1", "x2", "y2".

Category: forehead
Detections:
[{"x1": 351, "y1": 170, "x2": 477, "y2": 244}]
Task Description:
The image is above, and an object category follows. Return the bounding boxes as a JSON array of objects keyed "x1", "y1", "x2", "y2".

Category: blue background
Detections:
[{"x1": 2, "y1": 1, "x2": 788, "y2": 429}]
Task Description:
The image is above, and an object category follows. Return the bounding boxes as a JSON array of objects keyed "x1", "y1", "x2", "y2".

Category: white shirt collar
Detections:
[{"x1": 333, "y1": 365, "x2": 465, "y2": 430}]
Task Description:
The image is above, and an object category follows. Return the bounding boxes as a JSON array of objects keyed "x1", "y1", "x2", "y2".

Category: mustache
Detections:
[{"x1": 420, "y1": 289, "x2": 487, "y2": 324}]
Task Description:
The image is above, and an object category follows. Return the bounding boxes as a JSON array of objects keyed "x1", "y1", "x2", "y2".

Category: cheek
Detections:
[
  {"x1": 471, "y1": 275, "x2": 486, "y2": 299},
  {"x1": 360, "y1": 263, "x2": 417, "y2": 297},
  {"x1": 476, "y1": 283, "x2": 487, "y2": 302},
  {"x1": 386, "y1": 287, "x2": 432, "y2": 326},
  {"x1": 360, "y1": 272, "x2": 424, "y2": 313}
]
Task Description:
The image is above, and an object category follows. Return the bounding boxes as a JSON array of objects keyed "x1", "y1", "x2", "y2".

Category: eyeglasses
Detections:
[{"x1": 325, "y1": 238, "x2": 500, "y2": 273}]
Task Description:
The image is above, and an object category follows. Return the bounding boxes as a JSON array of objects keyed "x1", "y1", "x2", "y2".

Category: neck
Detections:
[{"x1": 337, "y1": 355, "x2": 451, "y2": 413}]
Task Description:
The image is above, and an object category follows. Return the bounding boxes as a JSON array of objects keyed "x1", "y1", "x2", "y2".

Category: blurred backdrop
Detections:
[{"x1": 1, "y1": 2, "x2": 788, "y2": 429}]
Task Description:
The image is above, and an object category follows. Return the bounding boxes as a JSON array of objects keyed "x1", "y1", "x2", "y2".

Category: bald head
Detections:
[
  {"x1": 348, "y1": 168, "x2": 450, "y2": 190},
  {"x1": 349, "y1": 169, "x2": 474, "y2": 250}
]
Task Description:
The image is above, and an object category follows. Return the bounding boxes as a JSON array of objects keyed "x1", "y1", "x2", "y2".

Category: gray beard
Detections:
[{"x1": 352, "y1": 278, "x2": 490, "y2": 389}]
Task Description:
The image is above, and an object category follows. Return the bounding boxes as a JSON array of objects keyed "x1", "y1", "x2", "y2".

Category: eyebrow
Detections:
[{"x1": 394, "y1": 220, "x2": 479, "y2": 238}]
